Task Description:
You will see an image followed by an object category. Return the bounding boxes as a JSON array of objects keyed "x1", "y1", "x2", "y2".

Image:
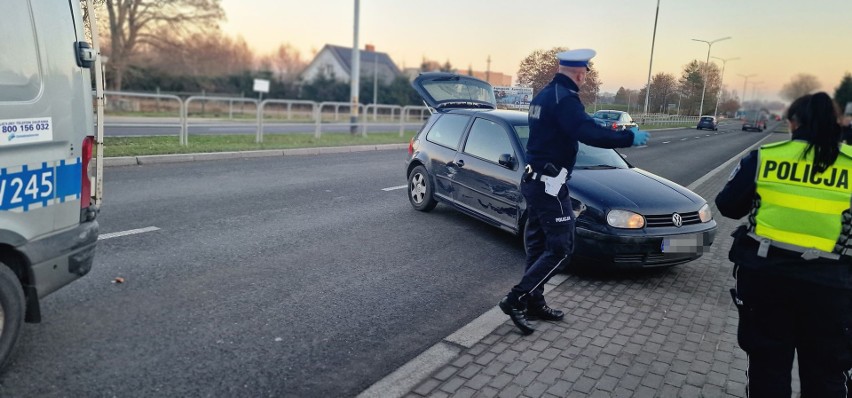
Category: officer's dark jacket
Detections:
[
  {"x1": 525, "y1": 74, "x2": 633, "y2": 176},
  {"x1": 715, "y1": 130, "x2": 852, "y2": 289}
]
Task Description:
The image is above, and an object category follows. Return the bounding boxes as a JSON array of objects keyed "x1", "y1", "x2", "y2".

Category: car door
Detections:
[
  {"x1": 451, "y1": 117, "x2": 523, "y2": 231},
  {"x1": 422, "y1": 113, "x2": 472, "y2": 203}
]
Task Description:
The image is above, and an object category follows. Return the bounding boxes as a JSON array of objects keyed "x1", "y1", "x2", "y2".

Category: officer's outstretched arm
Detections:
[
  {"x1": 629, "y1": 126, "x2": 650, "y2": 146},
  {"x1": 561, "y1": 102, "x2": 634, "y2": 148}
]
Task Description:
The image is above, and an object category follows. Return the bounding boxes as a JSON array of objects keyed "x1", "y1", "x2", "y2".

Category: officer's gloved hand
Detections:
[{"x1": 630, "y1": 126, "x2": 650, "y2": 146}]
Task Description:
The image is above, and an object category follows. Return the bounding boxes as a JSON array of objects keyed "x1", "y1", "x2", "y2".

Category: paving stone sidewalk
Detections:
[{"x1": 403, "y1": 158, "x2": 802, "y2": 398}]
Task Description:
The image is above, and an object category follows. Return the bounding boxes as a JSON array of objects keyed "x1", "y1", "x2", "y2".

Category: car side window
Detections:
[
  {"x1": 0, "y1": 1, "x2": 41, "y2": 102},
  {"x1": 463, "y1": 118, "x2": 515, "y2": 164},
  {"x1": 425, "y1": 114, "x2": 470, "y2": 150}
]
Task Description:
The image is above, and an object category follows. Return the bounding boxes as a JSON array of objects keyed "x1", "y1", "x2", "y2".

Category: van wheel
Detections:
[
  {"x1": 408, "y1": 165, "x2": 438, "y2": 212},
  {"x1": 0, "y1": 263, "x2": 24, "y2": 372}
]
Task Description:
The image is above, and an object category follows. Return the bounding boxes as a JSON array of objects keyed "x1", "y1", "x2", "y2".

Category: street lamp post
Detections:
[
  {"x1": 750, "y1": 81, "x2": 764, "y2": 103},
  {"x1": 738, "y1": 73, "x2": 757, "y2": 109},
  {"x1": 710, "y1": 56, "x2": 739, "y2": 118},
  {"x1": 691, "y1": 36, "x2": 731, "y2": 117},
  {"x1": 642, "y1": 0, "x2": 661, "y2": 119},
  {"x1": 350, "y1": 0, "x2": 360, "y2": 135}
]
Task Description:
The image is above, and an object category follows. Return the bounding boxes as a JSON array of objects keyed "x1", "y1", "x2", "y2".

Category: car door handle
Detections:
[{"x1": 455, "y1": 159, "x2": 465, "y2": 167}]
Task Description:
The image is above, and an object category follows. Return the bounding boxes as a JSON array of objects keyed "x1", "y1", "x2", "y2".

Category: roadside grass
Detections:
[
  {"x1": 104, "y1": 131, "x2": 418, "y2": 157},
  {"x1": 104, "y1": 122, "x2": 708, "y2": 157}
]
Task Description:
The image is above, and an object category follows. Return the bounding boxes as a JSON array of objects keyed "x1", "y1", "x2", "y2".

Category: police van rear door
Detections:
[{"x1": 0, "y1": 0, "x2": 97, "y2": 236}]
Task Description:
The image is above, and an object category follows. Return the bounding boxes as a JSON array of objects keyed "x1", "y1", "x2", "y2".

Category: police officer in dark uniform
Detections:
[
  {"x1": 717, "y1": 92, "x2": 852, "y2": 397},
  {"x1": 499, "y1": 49, "x2": 650, "y2": 335}
]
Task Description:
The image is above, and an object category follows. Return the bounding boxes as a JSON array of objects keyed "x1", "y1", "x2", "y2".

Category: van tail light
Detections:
[
  {"x1": 81, "y1": 136, "x2": 94, "y2": 209},
  {"x1": 408, "y1": 137, "x2": 415, "y2": 156},
  {"x1": 611, "y1": 122, "x2": 618, "y2": 130}
]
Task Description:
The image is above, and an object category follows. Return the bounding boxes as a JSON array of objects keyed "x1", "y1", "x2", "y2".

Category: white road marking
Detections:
[
  {"x1": 662, "y1": 141, "x2": 671, "y2": 144},
  {"x1": 99, "y1": 226, "x2": 161, "y2": 240},
  {"x1": 681, "y1": 138, "x2": 689, "y2": 141},
  {"x1": 382, "y1": 185, "x2": 407, "y2": 192}
]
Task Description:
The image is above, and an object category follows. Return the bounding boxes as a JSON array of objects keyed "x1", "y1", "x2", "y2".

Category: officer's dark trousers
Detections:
[
  {"x1": 733, "y1": 266, "x2": 852, "y2": 397},
  {"x1": 509, "y1": 180, "x2": 574, "y2": 309}
]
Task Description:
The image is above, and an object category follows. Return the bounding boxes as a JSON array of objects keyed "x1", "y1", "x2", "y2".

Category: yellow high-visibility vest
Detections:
[{"x1": 753, "y1": 140, "x2": 852, "y2": 254}]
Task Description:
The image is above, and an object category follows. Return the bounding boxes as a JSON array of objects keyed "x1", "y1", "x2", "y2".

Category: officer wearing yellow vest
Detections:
[{"x1": 716, "y1": 92, "x2": 852, "y2": 397}]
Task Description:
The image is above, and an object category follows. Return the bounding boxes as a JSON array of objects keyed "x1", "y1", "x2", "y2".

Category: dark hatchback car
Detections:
[
  {"x1": 696, "y1": 116, "x2": 718, "y2": 131},
  {"x1": 405, "y1": 73, "x2": 717, "y2": 268},
  {"x1": 591, "y1": 110, "x2": 638, "y2": 132}
]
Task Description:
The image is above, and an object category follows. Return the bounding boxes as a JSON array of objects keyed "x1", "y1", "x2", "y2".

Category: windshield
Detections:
[
  {"x1": 514, "y1": 124, "x2": 530, "y2": 149},
  {"x1": 575, "y1": 143, "x2": 629, "y2": 168},
  {"x1": 512, "y1": 125, "x2": 628, "y2": 169}
]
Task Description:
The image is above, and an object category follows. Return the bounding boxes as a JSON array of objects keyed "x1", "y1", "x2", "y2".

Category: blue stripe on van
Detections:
[{"x1": 0, "y1": 158, "x2": 81, "y2": 211}]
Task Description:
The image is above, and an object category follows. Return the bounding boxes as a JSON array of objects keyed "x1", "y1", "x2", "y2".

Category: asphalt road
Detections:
[{"x1": 0, "y1": 120, "x2": 782, "y2": 397}]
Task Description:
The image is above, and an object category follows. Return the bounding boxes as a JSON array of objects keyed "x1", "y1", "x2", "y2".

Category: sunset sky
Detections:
[{"x1": 221, "y1": 0, "x2": 851, "y2": 103}]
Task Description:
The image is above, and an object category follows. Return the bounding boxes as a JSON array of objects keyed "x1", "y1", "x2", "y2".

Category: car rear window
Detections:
[
  {"x1": 701, "y1": 117, "x2": 714, "y2": 122},
  {"x1": 0, "y1": 1, "x2": 41, "y2": 102},
  {"x1": 593, "y1": 112, "x2": 621, "y2": 120},
  {"x1": 425, "y1": 114, "x2": 470, "y2": 150}
]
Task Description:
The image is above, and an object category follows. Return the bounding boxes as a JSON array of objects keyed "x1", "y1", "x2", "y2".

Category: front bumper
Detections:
[{"x1": 575, "y1": 224, "x2": 717, "y2": 268}]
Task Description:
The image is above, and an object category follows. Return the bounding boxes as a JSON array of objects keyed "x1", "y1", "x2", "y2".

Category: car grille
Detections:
[{"x1": 644, "y1": 211, "x2": 701, "y2": 227}]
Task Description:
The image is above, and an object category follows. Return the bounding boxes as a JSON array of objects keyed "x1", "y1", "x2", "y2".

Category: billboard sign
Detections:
[{"x1": 494, "y1": 86, "x2": 533, "y2": 109}]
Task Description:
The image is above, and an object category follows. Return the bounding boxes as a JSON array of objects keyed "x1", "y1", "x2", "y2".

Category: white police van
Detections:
[{"x1": 0, "y1": 0, "x2": 104, "y2": 370}]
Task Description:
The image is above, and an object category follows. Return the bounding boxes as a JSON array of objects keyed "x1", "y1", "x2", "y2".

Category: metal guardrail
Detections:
[{"x1": 103, "y1": 91, "x2": 430, "y2": 145}]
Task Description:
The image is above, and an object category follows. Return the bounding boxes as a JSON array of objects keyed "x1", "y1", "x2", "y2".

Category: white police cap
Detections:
[{"x1": 556, "y1": 49, "x2": 596, "y2": 70}]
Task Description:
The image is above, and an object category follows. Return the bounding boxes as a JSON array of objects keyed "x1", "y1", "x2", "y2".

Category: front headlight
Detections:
[
  {"x1": 607, "y1": 210, "x2": 645, "y2": 229},
  {"x1": 698, "y1": 203, "x2": 713, "y2": 222}
]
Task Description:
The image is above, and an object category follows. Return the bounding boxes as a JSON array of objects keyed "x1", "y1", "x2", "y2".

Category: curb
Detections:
[{"x1": 102, "y1": 143, "x2": 408, "y2": 167}]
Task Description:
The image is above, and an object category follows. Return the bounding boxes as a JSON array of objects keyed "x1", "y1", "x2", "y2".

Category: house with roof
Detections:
[{"x1": 300, "y1": 44, "x2": 401, "y2": 84}]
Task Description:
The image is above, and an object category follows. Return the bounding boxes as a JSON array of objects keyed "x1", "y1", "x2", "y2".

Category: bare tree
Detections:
[
  {"x1": 100, "y1": 0, "x2": 225, "y2": 89},
  {"x1": 780, "y1": 73, "x2": 821, "y2": 102},
  {"x1": 516, "y1": 47, "x2": 602, "y2": 105},
  {"x1": 144, "y1": 31, "x2": 254, "y2": 77},
  {"x1": 257, "y1": 44, "x2": 306, "y2": 83}
]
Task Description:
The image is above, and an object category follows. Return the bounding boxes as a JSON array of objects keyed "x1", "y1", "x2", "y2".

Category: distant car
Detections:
[
  {"x1": 696, "y1": 116, "x2": 718, "y2": 131},
  {"x1": 405, "y1": 73, "x2": 717, "y2": 268},
  {"x1": 742, "y1": 119, "x2": 766, "y2": 132},
  {"x1": 592, "y1": 110, "x2": 638, "y2": 132}
]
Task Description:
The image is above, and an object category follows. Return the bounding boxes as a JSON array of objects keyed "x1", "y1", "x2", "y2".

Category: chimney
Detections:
[{"x1": 365, "y1": 44, "x2": 375, "y2": 52}]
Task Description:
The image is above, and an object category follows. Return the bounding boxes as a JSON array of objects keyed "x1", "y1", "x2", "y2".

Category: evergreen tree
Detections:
[{"x1": 834, "y1": 73, "x2": 852, "y2": 113}]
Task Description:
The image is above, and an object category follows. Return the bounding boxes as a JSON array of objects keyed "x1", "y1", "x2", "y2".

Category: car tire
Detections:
[
  {"x1": 0, "y1": 262, "x2": 24, "y2": 372},
  {"x1": 408, "y1": 165, "x2": 438, "y2": 212}
]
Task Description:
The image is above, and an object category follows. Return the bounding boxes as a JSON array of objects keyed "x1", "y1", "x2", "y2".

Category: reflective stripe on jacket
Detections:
[{"x1": 753, "y1": 140, "x2": 852, "y2": 253}]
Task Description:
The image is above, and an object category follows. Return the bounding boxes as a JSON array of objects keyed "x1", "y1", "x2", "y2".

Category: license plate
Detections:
[{"x1": 661, "y1": 234, "x2": 702, "y2": 253}]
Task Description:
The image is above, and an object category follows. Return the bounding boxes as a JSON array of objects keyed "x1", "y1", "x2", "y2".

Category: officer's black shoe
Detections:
[
  {"x1": 499, "y1": 297, "x2": 535, "y2": 335},
  {"x1": 527, "y1": 305, "x2": 564, "y2": 322}
]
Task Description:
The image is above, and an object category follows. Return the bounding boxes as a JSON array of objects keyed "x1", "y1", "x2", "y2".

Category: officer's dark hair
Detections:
[{"x1": 785, "y1": 92, "x2": 840, "y2": 174}]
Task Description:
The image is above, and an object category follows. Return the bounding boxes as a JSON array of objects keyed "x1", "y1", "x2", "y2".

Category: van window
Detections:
[{"x1": 0, "y1": 1, "x2": 42, "y2": 102}]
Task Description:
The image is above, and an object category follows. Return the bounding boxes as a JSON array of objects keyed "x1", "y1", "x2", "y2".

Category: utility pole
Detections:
[
  {"x1": 350, "y1": 0, "x2": 360, "y2": 134},
  {"x1": 642, "y1": 0, "x2": 660, "y2": 119},
  {"x1": 486, "y1": 55, "x2": 491, "y2": 83}
]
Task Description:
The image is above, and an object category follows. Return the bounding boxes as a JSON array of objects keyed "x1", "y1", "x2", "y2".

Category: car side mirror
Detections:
[{"x1": 498, "y1": 153, "x2": 515, "y2": 168}]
